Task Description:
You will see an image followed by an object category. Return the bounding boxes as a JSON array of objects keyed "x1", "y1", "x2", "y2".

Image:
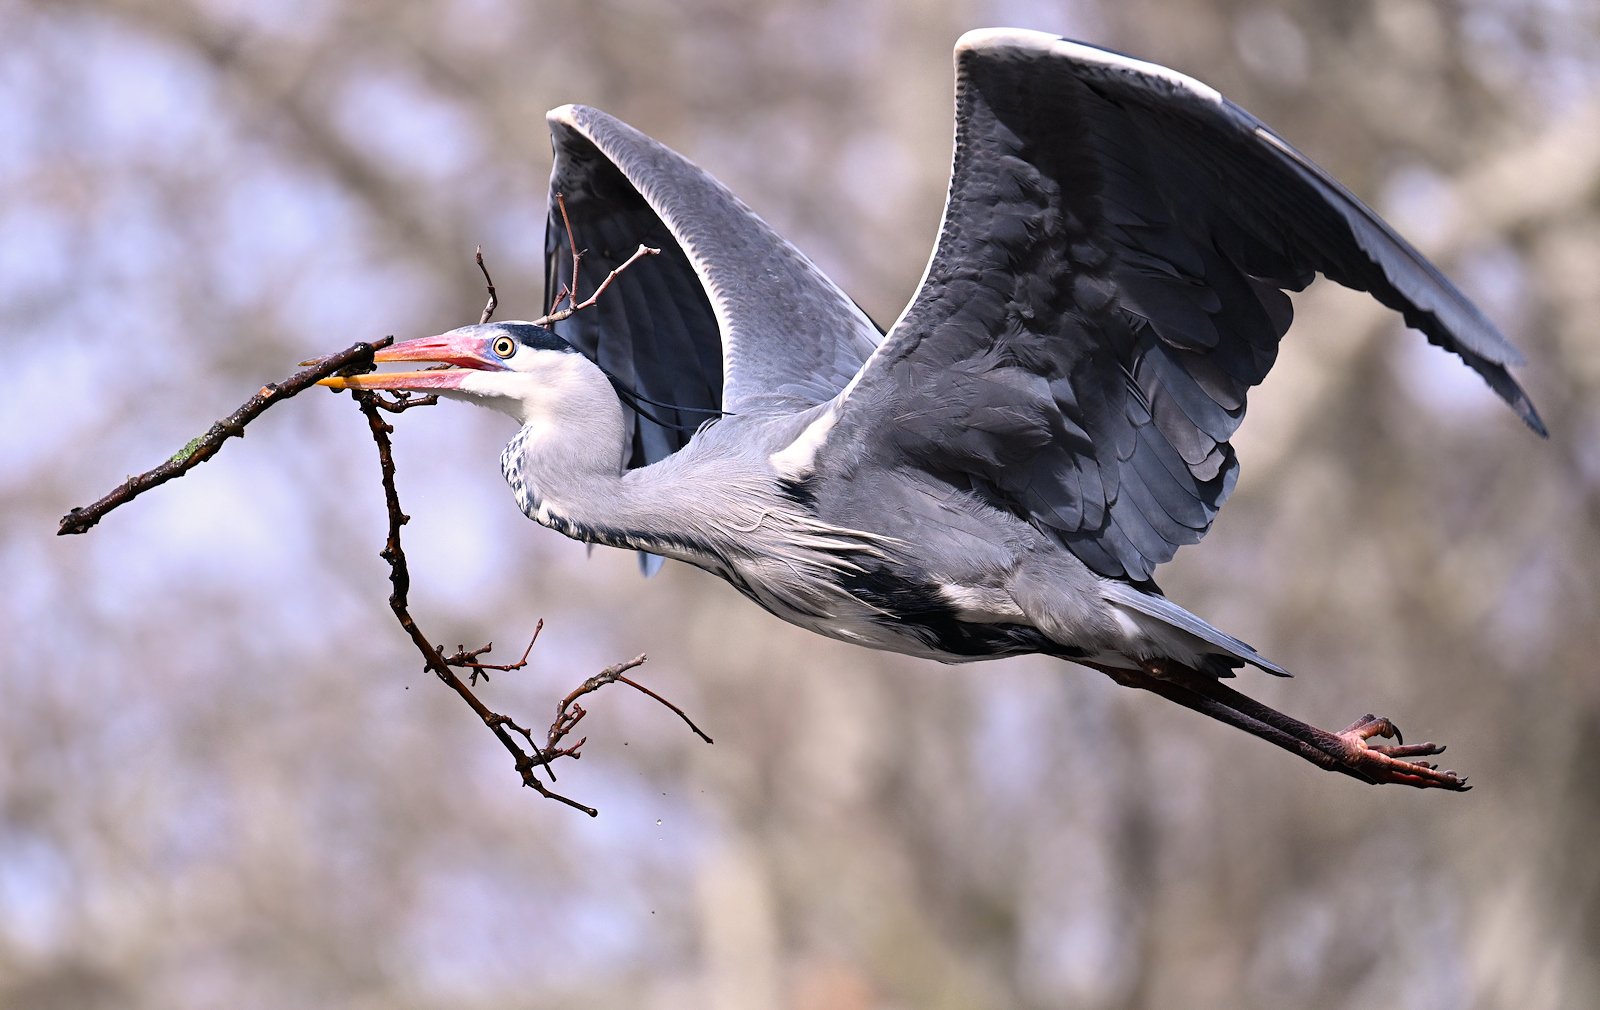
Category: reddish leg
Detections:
[{"x1": 1081, "y1": 660, "x2": 1469, "y2": 791}]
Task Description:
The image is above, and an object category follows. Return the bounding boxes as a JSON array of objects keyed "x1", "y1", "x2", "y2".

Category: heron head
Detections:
[{"x1": 318, "y1": 322, "x2": 600, "y2": 423}]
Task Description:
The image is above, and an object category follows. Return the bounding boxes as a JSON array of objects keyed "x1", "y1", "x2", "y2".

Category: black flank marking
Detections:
[
  {"x1": 1041, "y1": 642, "x2": 1093, "y2": 660},
  {"x1": 776, "y1": 475, "x2": 819, "y2": 509},
  {"x1": 1119, "y1": 573, "x2": 1165, "y2": 597},
  {"x1": 839, "y1": 564, "x2": 1062, "y2": 660}
]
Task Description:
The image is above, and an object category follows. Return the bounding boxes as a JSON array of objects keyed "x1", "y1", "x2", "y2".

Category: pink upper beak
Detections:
[{"x1": 317, "y1": 329, "x2": 506, "y2": 391}]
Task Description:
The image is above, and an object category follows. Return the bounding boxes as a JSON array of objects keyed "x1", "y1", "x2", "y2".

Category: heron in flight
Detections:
[{"x1": 325, "y1": 29, "x2": 1543, "y2": 790}]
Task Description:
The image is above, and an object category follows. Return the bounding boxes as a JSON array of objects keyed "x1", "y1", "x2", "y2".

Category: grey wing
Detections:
[
  {"x1": 545, "y1": 105, "x2": 881, "y2": 463},
  {"x1": 814, "y1": 29, "x2": 1543, "y2": 583},
  {"x1": 545, "y1": 110, "x2": 721, "y2": 470}
]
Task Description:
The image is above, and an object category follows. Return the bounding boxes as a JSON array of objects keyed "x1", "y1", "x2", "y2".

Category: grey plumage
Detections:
[
  {"x1": 337, "y1": 29, "x2": 1541, "y2": 788},
  {"x1": 545, "y1": 108, "x2": 882, "y2": 464}
]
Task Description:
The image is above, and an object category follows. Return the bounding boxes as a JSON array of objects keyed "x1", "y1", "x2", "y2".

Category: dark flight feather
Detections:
[{"x1": 810, "y1": 31, "x2": 1543, "y2": 583}]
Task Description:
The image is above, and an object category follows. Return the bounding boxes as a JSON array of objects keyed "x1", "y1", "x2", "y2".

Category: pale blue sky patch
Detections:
[
  {"x1": 0, "y1": 205, "x2": 73, "y2": 317},
  {"x1": 1392, "y1": 242, "x2": 1529, "y2": 425},
  {"x1": 79, "y1": 21, "x2": 217, "y2": 156},
  {"x1": 1394, "y1": 333, "x2": 1504, "y2": 423},
  {"x1": 1381, "y1": 163, "x2": 1458, "y2": 252},
  {"x1": 192, "y1": 0, "x2": 340, "y2": 44},
  {"x1": 0, "y1": 33, "x2": 48, "y2": 181},
  {"x1": 334, "y1": 69, "x2": 488, "y2": 184},
  {"x1": 981, "y1": 0, "x2": 1107, "y2": 42},
  {"x1": 1019, "y1": 826, "x2": 1133, "y2": 1006},
  {"x1": 0, "y1": 833, "x2": 74, "y2": 958},
  {"x1": 970, "y1": 665, "x2": 1055, "y2": 805},
  {"x1": 401, "y1": 855, "x2": 661, "y2": 998},
  {"x1": 1455, "y1": 241, "x2": 1529, "y2": 333}
]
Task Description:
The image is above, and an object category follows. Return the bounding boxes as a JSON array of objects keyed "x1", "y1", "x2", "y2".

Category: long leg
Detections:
[{"x1": 1081, "y1": 660, "x2": 1468, "y2": 790}]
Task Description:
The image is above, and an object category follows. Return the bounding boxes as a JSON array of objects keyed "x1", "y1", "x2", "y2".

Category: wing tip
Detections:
[
  {"x1": 1493, "y1": 363, "x2": 1548, "y2": 436},
  {"x1": 1252, "y1": 655, "x2": 1292, "y2": 678},
  {"x1": 1517, "y1": 397, "x2": 1550, "y2": 439},
  {"x1": 1447, "y1": 340, "x2": 1548, "y2": 437}
]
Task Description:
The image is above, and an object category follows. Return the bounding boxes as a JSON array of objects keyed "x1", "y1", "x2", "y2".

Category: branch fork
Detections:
[
  {"x1": 533, "y1": 192, "x2": 660, "y2": 328},
  {"x1": 58, "y1": 242, "x2": 709, "y2": 816}
]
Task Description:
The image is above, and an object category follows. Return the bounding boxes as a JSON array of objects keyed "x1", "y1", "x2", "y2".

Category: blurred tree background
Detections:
[{"x1": 3, "y1": 0, "x2": 1599, "y2": 1007}]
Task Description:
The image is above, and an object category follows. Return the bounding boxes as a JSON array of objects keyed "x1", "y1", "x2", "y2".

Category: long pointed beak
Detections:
[
  {"x1": 373, "y1": 332, "x2": 506, "y2": 369},
  {"x1": 318, "y1": 369, "x2": 471, "y2": 391},
  {"x1": 317, "y1": 329, "x2": 505, "y2": 391}
]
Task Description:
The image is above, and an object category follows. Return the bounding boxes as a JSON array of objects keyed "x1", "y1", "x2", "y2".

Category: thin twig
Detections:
[
  {"x1": 533, "y1": 193, "x2": 661, "y2": 327},
  {"x1": 57, "y1": 337, "x2": 394, "y2": 536},
  {"x1": 350, "y1": 387, "x2": 606, "y2": 815},
  {"x1": 618, "y1": 676, "x2": 715, "y2": 744},
  {"x1": 445, "y1": 620, "x2": 543, "y2": 686},
  {"x1": 558, "y1": 193, "x2": 580, "y2": 313},
  {"x1": 540, "y1": 655, "x2": 650, "y2": 781},
  {"x1": 349, "y1": 377, "x2": 708, "y2": 812},
  {"x1": 373, "y1": 390, "x2": 439, "y2": 413},
  {"x1": 533, "y1": 244, "x2": 660, "y2": 327},
  {"x1": 475, "y1": 245, "x2": 498, "y2": 325}
]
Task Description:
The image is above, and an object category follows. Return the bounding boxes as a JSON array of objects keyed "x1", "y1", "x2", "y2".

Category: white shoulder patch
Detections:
[
  {"x1": 768, "y1": 405, "x2": 839, "y2": 479},
  {"x1": 955, "y1": 28, "x2": 1224, "y2": 107}
]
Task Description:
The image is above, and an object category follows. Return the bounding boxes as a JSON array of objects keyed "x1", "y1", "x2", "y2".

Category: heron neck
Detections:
[{"x1": 499, "y1": 383, "x2": 716, "y2": 556}]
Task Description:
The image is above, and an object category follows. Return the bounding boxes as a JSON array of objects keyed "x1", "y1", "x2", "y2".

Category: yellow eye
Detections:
[{"x1": 492, "y1": 335, "x2": 517, "y2": 359}]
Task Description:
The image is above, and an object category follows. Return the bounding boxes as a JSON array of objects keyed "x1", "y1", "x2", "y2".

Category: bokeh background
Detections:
[{"x1": 4, "y1": 1, "x2": 1599, "y2": 1007}]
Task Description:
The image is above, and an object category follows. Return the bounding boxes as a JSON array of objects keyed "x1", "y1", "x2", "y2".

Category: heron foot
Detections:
[
  {"x1": 1332, "y1": 714, "x2": 1468, "y2": 790},
  {"x1": 1086, "y1": 660, "x2": 1473, "y2": 790}
]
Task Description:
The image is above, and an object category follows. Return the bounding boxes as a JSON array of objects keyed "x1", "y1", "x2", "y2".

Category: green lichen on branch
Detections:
[{"x1": 168, "y1": 435, "x2": 207, "y2": 465}]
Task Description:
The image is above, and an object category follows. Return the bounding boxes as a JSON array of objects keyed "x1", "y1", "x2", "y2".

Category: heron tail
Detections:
[{"x1": 1100, "y1": 581, "x2": 1290, "y2": 678}]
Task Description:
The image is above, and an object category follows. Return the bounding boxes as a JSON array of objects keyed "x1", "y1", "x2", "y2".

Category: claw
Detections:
[{"x1": 1333, "y1": 715, "x2": 1467, "y2": 791}]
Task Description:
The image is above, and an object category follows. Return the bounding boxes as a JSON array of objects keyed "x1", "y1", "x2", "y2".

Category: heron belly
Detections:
[{"x1": 704, "y1": 547, "x2": 1067, "y2": 664}]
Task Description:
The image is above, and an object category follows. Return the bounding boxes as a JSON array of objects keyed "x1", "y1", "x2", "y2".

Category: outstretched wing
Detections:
[
  {"x1": 544, "y1": 105, "x2": 881, "y2": 470},
  {"x1": 804, "y1": 29, "x2": 1543, "y2": 583}
]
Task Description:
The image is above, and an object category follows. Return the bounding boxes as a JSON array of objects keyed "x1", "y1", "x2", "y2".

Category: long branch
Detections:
[
  {"x1": 57, "y1": 337, "x2": 394, "y2": 536},
  {"x1": 60, "y1": 242, "x2": 710, "y2": 815}
]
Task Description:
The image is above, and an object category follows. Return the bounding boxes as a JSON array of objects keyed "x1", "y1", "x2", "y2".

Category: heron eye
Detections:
[{"x1": 492, "y1": 335, "x2": 517, "y2": 359}]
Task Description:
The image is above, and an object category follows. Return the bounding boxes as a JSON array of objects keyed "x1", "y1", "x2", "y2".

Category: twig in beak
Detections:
[{"x1": 57, "y1": 336, "x2": 395, "y2": 535}]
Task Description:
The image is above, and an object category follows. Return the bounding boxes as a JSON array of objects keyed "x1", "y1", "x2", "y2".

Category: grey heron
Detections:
[{"x1": 324, "y1": 29, "x2": 1544, "y2": 790}]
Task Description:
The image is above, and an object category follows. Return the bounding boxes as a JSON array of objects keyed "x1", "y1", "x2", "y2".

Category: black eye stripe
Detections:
[{"x1": 498, "y1": 323, "x2": 577, "y2": 354}]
